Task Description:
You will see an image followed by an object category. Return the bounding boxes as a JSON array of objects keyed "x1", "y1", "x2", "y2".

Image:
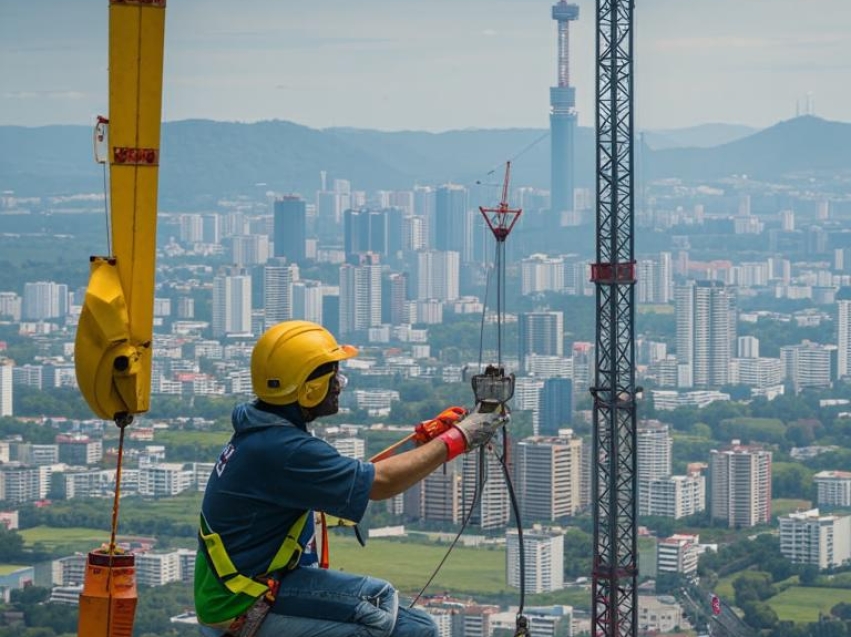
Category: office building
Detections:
[
  {"x1": 57, "y1": 435, "x2": 102, "y2": 466},
  {"x1": 709, "y1": 442, "x2": 772, "y2": 528},
  {"x1": 212, "y1": 271, "x2": 252, "y2": 338},
  {"x1": 273, "y1": 195, "x2": 307, "y2": 264},
  {"x1": 519, "y1": 312, "x2": 564, "y2": 371},
  {"x1": 538, "y1": 378, "x2": 573, "y2": 436},
  {"x1": 779, "y1": 509, "x2": 851, "y2": 570},
  {"x1": 516, "y1": 434, "x2": 583, "y2": 521},
  {"x1": 675, "y1": 280, "x2": 736, "y2": 388},
  {"x1": 435, "y1": 184, "x2": 471, "y2": 261},
  {"x1": 506, "y1": 527, "x2": 564, "y2": 594}
]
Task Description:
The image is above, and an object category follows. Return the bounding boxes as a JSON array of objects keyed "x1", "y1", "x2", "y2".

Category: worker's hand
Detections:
[
  {"x1": 438, "y1": 403, "x2": 510, "y2": 461},
  {"x1": 413, "y1": 406, "x2": 468, "y2": 445}
]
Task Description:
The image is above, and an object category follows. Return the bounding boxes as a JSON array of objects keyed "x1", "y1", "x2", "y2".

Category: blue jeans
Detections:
[{"x1": 198, "y1": 568, "x2": 438, "y2": 637}]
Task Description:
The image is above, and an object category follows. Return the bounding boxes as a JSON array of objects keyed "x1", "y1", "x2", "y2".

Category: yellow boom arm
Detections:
[{"x1": 75, "y1": 0, "x2": 166, "y2": 422}]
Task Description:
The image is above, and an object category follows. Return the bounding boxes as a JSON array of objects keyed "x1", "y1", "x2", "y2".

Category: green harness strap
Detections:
[{"x1": 199, "y1": 510, "x2": 310, "y2": 598}]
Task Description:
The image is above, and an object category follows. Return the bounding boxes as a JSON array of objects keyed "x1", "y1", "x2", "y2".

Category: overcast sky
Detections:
[{"x1": 2, "y1": 0, "x2": 849, "y2": 132}]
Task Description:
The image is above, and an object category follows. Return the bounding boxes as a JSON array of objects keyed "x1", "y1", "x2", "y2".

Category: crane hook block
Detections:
[{"x1": 75, "y1": 257, "x2": 151, "y2": 421}]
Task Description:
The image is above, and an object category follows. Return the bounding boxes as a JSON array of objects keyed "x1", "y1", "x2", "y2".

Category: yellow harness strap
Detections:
[{"x1": 199, "y1": 511, "x2": 310, "y2": 598}]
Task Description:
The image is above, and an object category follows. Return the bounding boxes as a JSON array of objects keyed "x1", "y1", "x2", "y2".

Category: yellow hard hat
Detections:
[{"x1": 251, "y1": 320, "x2": 358, "y2": 407}]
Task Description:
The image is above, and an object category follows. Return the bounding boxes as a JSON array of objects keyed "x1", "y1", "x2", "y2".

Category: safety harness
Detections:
[{"x1": 196, "y1": 510, "x2": 311, "y2": 635}]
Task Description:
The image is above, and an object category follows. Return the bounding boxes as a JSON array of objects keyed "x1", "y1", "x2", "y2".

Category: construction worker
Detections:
[{"x1": 195, "y1": 320, "x2": 508, "y2": 637}]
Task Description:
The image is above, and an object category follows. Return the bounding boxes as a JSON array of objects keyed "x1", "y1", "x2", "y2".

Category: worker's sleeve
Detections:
[{"x1": 270, "y1": 434, "x2": 375, "y2": 524}]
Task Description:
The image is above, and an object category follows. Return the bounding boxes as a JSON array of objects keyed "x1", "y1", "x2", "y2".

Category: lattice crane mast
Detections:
[{"x1": 591, "y1": 2, "x2": 638, "y2": 637}]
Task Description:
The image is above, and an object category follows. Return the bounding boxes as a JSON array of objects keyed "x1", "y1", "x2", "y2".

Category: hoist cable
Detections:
[
  {"x1": 495, "y1": 446, "x2": 526, "y2": 615},
  {"x1": 408, "y1": 454, "x2": 485, "y2": 608}
]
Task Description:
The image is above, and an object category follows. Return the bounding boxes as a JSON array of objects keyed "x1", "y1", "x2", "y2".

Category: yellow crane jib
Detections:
[{"x1": 75, "y1": 0, "x2": 166, "y2": 423}]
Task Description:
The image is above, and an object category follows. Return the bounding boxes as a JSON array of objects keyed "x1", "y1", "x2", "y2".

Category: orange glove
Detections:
[{"x1": 413, "y1": 406, "x2": 468, "y2": 445}]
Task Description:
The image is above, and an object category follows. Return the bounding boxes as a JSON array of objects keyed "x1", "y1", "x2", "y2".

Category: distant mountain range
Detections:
[{"x1": 1, "y1": 116, "x2": 848, "y2": 210}]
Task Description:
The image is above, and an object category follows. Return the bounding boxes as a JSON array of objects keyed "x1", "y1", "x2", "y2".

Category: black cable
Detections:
[
  {"x1": 408, "y1": 455, "x2": 484, "y2": 608},
  {"x1": 495, "y1": 437, "x2": 526, "y2": 616}
]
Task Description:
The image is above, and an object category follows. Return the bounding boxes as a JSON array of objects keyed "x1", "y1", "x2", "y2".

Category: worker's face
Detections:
[{"x1": 306, "y1": 368, "x2": 346, "y2": 421}]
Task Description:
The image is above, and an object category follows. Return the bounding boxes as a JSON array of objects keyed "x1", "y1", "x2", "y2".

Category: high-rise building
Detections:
[
  {"x1": 779, "y1": 509, "x2": 851, "y2": 570},
  {"x1": 212, "y1": 271, "x2": 252, "y2": 338},
  {"x1": 675, "y1": 280, "x2": 736, "y2": 388},
  {"x1": 344, "y1": 208, "x2": 388, "y2": 259},
  {"x1": 435, "y1": 185, "x2": 470, "y2": 260},
  {"x1": 538, "y1": 378, "x2": 573, "y2": 436},
  {"x1": 637, "y1": 422, "x2": 672, "y2": 482},
  {"x1": 292, "y1": 281, "x2": 324, "y2": 324},
  {"x1": 549, "y1": 1, "x2": 579, "y2": 224},
  {"x1": 0, "y1": 363, "x2": 12, "y2": 417},
  {"x1": 657, "y1": 534, "x2": 700, "y2": 578},
  {"x1": 516, "y1": 433, "x2": 583, "y2": 521},
  {"x1": 519, "y1": 312, "x2": 564, "y2": 372},
  {"x1": 837, "y1": 289, "x2": 851, "y2": 378},
  {"x1": 230, "y1": 234, "x2": 270, "y2": 266},
  {"x1": 415, "y1": 250, "x2": 460, "y2": 302},
  {"x1": 710, "y1": 442, "x2": 772, "y2": 528},
  {"x1": 384, "y1": 273, "x2": 408, "y2": 326},
  {"x1": 780, "y1": 341, "x2": 837, "y2": 391},
  {"x1": 637, "y1": 253, "x2": 673, "y2": 304},
  {"x1": 813, "y1": 471, "x2": 851, "y2": 508},
  {"x1": 506, "y1": 527, "x2": 564, "y2": 594},
  {"x1": 642, "y1": 474, "x2": 706, "y2": 519},
  {"x1": 421, "y1": 458, "x2": 463, "y2": 524},
  {"x1": 263, "y1": 259, "x2": 299, "y2": 330},
  {"x1": 0, "y1": 292, "x2": 21, "y2": 322},
  {"x1": 22, "y1": 282, "x2": 68, "y2": 321},
  {"x1": 273, "y1": 195, "x2": 307, "y2": 264},
  {"x1": 462, "y1": 452, "x2": 509, "y2": 530},
  {"x1": 339, "y1": 258, "x2": 382, "y2": 335}
]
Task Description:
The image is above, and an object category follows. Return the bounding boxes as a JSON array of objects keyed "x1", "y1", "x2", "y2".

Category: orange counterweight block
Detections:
[{"x1": 77, "y1": 550, "x2": 138, "y2": 637}]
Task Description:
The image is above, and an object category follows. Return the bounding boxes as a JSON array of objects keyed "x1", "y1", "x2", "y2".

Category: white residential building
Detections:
[
  {"x1": 139, "y1": 463, "x2": 194, "y2": 497},
  {"x1": 814, "y1": 471, "x2": 851, "y2": 507},
  {"x1": 506, "y1": 527, "x2": 564, "y2": 594},
  {"x1": 779, "y1": 509, "x2": 851, "y2": 570},
  {"x1": 657, "y1": 534, "x2": 700, "y2": 578}
]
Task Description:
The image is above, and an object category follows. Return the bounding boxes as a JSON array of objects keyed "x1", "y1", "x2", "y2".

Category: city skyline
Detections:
[{"x1": 2, "y1": 0, "x2": 850, "y2": 132}]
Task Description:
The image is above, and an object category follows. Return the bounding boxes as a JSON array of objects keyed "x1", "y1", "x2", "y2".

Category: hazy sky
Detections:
[{"x1": 2, "y1": 0, "x2": 849, "y2": 132}]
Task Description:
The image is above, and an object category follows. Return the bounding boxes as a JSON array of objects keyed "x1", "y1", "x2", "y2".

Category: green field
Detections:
[
  {"x1": 328, "y1": 535, "x2": 508, "y2": 596},
  {"x1": 19, "y1": 526, "x2": 134, "y2": 553},
  {"x1": 0, "y1": 564, "x2": 30, "y2": 576},
  {"x1": 772, "y1": 499, "x2": 813, "y2": 517},
  {"x1": 767, "y1": 586, "x2": 851, "y2": 623}
]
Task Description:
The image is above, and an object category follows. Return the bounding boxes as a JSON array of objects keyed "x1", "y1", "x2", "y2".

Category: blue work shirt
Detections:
[{"x1": 200, "y1": 401, "x2": 375, "y2": 578}]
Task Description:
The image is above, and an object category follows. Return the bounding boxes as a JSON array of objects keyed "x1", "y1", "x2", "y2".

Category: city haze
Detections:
[{"x1": 2, "y1": 0, "x2": 850, "y2": 131}]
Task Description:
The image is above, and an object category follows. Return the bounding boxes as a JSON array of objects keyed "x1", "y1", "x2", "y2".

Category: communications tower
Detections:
[{"x1": 550, "y1": 1, "x2": 579, "y2": 226}]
